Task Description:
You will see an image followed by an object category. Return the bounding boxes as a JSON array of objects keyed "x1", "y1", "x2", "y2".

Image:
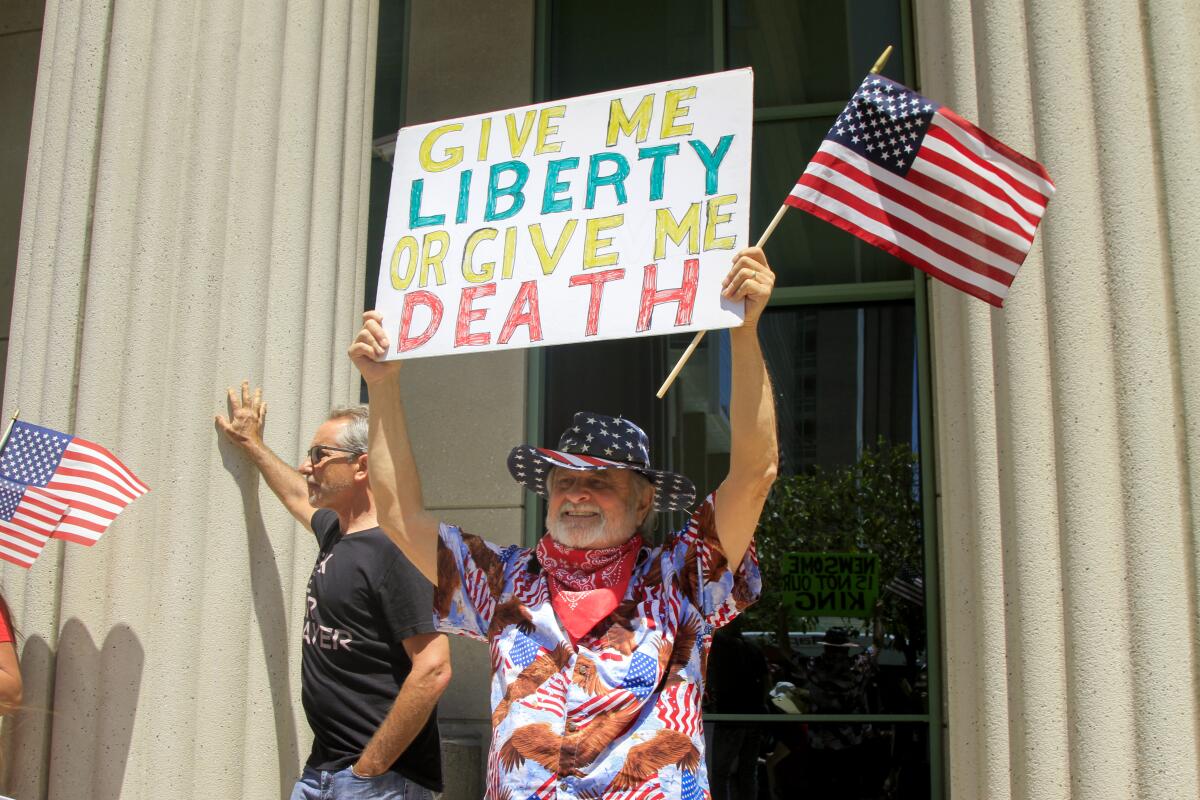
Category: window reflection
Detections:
[
  {"x1": 752, "y1": 120, "x2": 913, "y2": 286},
  {"x1": 704, "y1": 719, "x2": 931, "y2": 799},
  {"x1": 726, "y1": 0, "x2": 908, "y2": 107},
  {"x1": 706, "y1": 304, "x2": 928, "y2": 716}
]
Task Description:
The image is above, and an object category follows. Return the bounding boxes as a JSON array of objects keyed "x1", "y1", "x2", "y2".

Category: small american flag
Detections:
[
  {"x1": 0, "y1": 421, "x2": 148, "y2": 545},
  {"x1": 787, "y1": 74, "x2": 1055, "y2": 307},
  {"x1": 885, "y1": 564, "x2": 925, "y2": 607},
  {"x1": 0, "y1": 478, "x2": 69, "y2": 568}
]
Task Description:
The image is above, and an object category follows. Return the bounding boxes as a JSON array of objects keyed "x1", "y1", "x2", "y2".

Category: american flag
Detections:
[
  {"x1": 0, "y1": 421, "x2": 148, "y2": 545},
  {"x1": 568, "y1": 687, "x2": 638, "y2": 728},
  {"x1": 787, "y1": 74, "x2": 1055, "y2": 307},
  {"x1": 885, "y1": 564, "x2": 925, "y2": 607},
  {"x1": 655, "y1": 684, "x2": 701, "y2": 737},
  {"x1": 607, "y1": 777, "x2": 668, "y2": 800},
  {"x1": 524, "y1": 672, "x2": 568, "y2": 716},
  {"x1": 0, "y1": 478, "x2": 69, "y2": 568}
]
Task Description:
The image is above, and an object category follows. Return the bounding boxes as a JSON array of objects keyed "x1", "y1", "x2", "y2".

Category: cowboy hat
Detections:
[{"x1": 506, "y1": 411, "x2": 696, "y2": 511}]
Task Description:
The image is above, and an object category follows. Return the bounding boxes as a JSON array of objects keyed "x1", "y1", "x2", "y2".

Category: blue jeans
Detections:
[{"x1": 289, "y1": 766, "x2": 436, "y2": 800}]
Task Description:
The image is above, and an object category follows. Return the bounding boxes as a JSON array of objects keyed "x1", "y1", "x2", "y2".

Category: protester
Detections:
[
  {"x1": 349, "y1": 246, "x2": 778, "y2": 798},
  {"x1": 0, "y1": 595, "x2": 21, "y2": 715},
  {"x1": 217, "y1": 388, "x2": 448, "y2": 799}
]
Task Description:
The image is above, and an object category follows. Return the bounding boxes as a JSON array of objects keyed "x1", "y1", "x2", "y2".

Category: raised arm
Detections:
[
  {"x1": 715, "y1": 247, "x2": 779, "y2": 569},
  {"x1": 216, "y1": 381, "x2": 317, "y2": 530},
  {"x1": 349, "y1": 311, "x2": 441, "y2": 582}
]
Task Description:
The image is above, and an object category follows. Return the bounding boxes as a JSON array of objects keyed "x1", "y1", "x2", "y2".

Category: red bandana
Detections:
[{"x1": 536, "y1": 533, "x2": 643, "y2": 644}]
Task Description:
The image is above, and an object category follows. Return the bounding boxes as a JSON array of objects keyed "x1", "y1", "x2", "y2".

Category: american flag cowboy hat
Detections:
[{"x1": 506, "y1": 411, "x2": 696, "y2": 512}]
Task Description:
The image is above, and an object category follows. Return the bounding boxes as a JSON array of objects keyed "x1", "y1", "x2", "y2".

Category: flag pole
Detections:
[
  {"x1": 656, "y1": 45, "x2": 895, "y2": 399},
  {"x1": 0, "y1": 409, "x2": 20, "y2": 455}
]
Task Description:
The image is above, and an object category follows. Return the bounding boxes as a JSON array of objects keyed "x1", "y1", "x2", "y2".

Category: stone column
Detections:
[
  {"x1": 1, "y1": 1, "x2": 378, "y2": 797},
  {"x1": 916, "y1": 2, "x2": 1200, "y2": 799}
]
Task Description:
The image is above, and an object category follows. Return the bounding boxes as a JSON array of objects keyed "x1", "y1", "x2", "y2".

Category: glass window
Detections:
[
  {"x1": 726, "y1": 0, "x2": 908, "y2": 107},
  {"x1": 364, "y1": 2, "x2": 409, "y2": 313},
  {"x1": 549, "y1": 0, "x2": 713, "y2": 98},
  {"x1": 704, "y1": 718, "x2": 931, "y2": 799},
  {"x1": 753, "y1": 119, "x2": 912, "y2": 285}
]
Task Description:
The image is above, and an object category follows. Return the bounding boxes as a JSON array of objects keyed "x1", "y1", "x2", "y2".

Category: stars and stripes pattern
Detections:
[
  {"x1": 0, "y1": 421, "x2": 148, "y2": 546},
  {"x1": 607, "y1": 777, "x2": 668, "y2": 800},
  {"x1": 787, "y1": 73, "x2": 1055, "y2": 307},
  {"x1": 465, "y1": 562, "x2": 498, "y2": 623},
  {"x1": 434, "y1": 492, "x2": 761, "y2": 798},
  {"x1": 885, "y1": 564, "x2": 925, "y2": 606},
  {"x1": 567, "y1": 687, "x2": 639, "y2": 728},
  {"x1": 524, "y1": 672, "x2": 569, "y2": 717},
  {"x1": 655, "y1": 684, "x2": 702, "y2": 738},
  {"x1": 507, "y1": 412, "x2": 696, "y2": 511},
  {"x1": 0, "y1": 478, "x2": 69, "y2": 568}
]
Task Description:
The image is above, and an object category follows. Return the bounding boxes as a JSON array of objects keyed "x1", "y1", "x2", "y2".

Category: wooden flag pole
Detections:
[
  {"x1": 656, "y1": 45, "x2": 894, "y2": 399},
  {"x1": 0, "y1": 409, "x2": 20, "y2": 455}
]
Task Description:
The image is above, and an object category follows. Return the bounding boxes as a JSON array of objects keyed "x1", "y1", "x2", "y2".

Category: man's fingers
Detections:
[
  {"x1": 252, "y1": 385, "x2": 262, "y2": 411},
  {"x1": 259, "y1": 400, "x2": 267, "y2": 424},
  {"x1": 349, "y1": 341, "x2": 381, "y2": 362},
  {"x1": 722, "y1": 266, "x2": 758, "y2": 297},
  {"x1": 364, "y1": 319, "x2": 389, "y2": 352},
  {"x1": 240, "y1": 380, "x2": 251, "y2": 407},
  {"x1": 354, "y1": 325, "x2": 389, "y2": 358},
  {"x1": 227, "y1": 386, "x2": 239, "y2": 411}
]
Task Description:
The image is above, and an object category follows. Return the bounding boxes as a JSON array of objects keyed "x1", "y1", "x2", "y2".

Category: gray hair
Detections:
[
  {"x1": 328, "y1": 405, "x2": 369, "y2": 454},
  {"x1": 628, "y1": 471, "x2": 657, "y2": 538}
]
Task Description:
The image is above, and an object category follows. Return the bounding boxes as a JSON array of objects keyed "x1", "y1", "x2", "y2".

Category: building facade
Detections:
[{"x1": 0, "y1": 1, "x2": 1196, "y2": 798}]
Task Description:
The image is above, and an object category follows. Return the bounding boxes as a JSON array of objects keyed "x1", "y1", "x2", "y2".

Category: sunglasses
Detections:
[{"x1": 306, "y1": 445, "x2": 363, "y2": 465}]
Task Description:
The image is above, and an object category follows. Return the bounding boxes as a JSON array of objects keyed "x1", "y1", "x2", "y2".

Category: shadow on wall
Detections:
[
  {"x1": 220, "y1": 436, "x2": 302, "y2": 799},
  {"x1": 0, "y1": 622, "x2": 143, "y2": 799}
]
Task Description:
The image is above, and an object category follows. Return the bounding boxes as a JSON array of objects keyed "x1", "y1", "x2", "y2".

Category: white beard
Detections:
[{"x1": 546, "y1": 502, "x2": 639, "y2": 550}]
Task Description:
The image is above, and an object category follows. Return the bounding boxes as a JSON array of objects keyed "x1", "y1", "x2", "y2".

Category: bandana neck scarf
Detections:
[{"x1": 536, "y1": 533, "x2": 643, "y2": 644}]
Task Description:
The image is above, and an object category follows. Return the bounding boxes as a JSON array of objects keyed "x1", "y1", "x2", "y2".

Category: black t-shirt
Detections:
[{"x1": 301, "y1": 509, "x2": 442, "y2": 791}]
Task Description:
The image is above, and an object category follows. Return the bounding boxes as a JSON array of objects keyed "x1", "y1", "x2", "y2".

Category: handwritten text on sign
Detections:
[
  {"x1": 374, "y1": 70, "x2": 753, "y2": 359},
  {"x1": 780, "y1": 552, "x2": 880, "y2": 618}
]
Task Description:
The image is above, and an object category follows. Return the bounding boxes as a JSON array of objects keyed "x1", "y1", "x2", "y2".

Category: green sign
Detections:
[{"x1": 780, "y1": 551, "x2": 879, "y2": 618}]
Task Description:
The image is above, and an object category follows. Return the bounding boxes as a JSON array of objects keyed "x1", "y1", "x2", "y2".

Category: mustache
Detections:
[{"x1": 558, "y1": 502, "x2": 602, "y2": 516}]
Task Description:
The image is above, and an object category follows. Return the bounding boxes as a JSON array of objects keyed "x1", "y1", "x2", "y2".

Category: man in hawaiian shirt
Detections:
[{"x1": 349, "y1": 246, "x2": 778, "y2": 799}]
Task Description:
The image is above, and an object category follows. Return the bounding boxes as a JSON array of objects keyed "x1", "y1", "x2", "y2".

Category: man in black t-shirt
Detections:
[{"x1": 219, "y1": 383, "x2": 447, "y2": 799}]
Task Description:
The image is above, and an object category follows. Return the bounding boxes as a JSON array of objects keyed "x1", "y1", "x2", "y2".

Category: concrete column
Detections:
[
  {"x1": 916, "y1": 1, "x2": 1200, "y2": 799},
  {"x1": 1, "y1": 1, "x2": 378, "y2": 797}
]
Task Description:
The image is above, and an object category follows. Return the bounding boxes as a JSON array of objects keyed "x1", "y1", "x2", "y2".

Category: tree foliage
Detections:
[{"x1": 743, "y1": 438, "x2": 925, "y2": 650}]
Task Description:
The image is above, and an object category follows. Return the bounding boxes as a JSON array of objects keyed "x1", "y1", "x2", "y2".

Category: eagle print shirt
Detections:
[{"x1": 434, "y1": 493, "x2": 761, "y2": 800}]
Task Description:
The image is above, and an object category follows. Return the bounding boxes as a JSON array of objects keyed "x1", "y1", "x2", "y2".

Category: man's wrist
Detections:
[{"x1": 350, "y1": 760, "x2": 378, "y2": 778}]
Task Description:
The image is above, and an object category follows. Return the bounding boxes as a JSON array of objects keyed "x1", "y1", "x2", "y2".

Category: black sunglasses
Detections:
[{"x1": 306, "y1": 445, "x2": 363, "y2": 464}]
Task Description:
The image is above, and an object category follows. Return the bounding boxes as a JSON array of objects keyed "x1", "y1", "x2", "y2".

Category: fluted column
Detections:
[
  {"x1": 916, "y1": 1, "x2": 1200, "y2": 799},
  {"x1": 1, "y1": 1, "x2": 377, "y2": 797}
]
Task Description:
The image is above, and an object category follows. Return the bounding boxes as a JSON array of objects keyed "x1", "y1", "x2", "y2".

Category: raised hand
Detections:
[
  {"x1": 349, "y1": 310, "x2": 403, "y2": 385},
  {"x1": 722, "y1": 247, "x2": 776, "y2": 325},
  {"x1": 216, "y1": 380, "x2": 267, "y2": 450}
]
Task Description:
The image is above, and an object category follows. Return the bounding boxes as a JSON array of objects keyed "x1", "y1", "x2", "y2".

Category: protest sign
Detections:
[
  {"x1": 780, "y1": 551, "x2": 880, "y2": 618},
  {"x1": 374, "y1": 70, "x2": 753, "y2": 360}
]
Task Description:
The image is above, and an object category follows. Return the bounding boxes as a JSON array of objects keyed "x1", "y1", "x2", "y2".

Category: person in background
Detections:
[{"x1": 217, "y1": 386, "x2": 448, "y2": 799}]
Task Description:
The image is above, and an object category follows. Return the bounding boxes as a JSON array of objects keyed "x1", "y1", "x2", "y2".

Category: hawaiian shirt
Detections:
[{"x1": 434, "y1": 493, "x2": 761, "y2": 799}]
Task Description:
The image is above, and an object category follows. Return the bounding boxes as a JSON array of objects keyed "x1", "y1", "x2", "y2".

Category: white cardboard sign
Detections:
[{"x1": 374, "y1": 69, "x2": 753, "y2": 360}]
